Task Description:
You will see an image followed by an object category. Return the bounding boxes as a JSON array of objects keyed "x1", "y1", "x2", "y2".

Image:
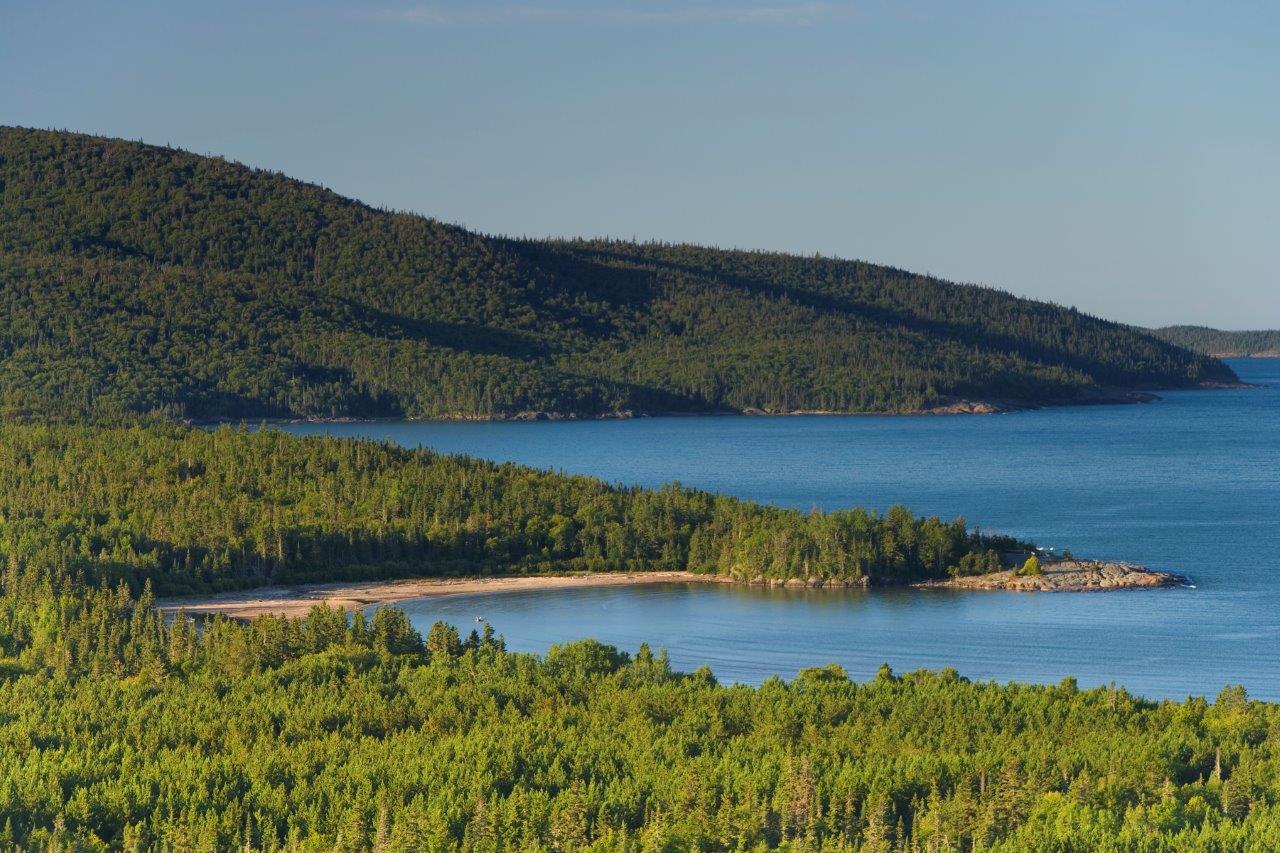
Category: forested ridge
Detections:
[
  {"x1": 1150, "y1": 326, "x2": 1280, "y2": 358},
  {"x1": 0, "y1": 126, "x2": 1236, "y2": 420},
  {"x1": 0, "y1": 422, "x2": 1019, "y2": 596}
]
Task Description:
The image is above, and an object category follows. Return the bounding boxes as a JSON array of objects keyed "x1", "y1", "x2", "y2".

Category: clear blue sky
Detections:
[{"x1": 3, "y1": 0, "x2": 1276, "y2": 328}]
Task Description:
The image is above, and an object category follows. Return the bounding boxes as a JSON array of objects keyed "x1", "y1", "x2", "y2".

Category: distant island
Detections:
[
  {"x1": 1149, "y1": 325, "x2": 1280, "y2": 358},
  {"x1": 0, "y1": 126, "x2": 1238, "y2": 422}
]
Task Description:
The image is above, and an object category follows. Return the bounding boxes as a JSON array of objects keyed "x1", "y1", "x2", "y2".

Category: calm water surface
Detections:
[{"x1": 279, "y1": 359, "x2": 1280, "y2": 699}]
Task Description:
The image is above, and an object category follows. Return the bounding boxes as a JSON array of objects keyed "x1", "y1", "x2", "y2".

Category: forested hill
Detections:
[
  {"x1": 0, "y1": 126, "x2": 1236, "y2": 420},
  {"x1": 0, "y1": 422, "x2": 1022, "y2": 596},
  {"x1": 1151, "y1": 326, "x2": 1280, "y2": 358}
]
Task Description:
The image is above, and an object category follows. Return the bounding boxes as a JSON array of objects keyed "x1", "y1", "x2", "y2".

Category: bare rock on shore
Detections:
[
  {"x1": 919, "y1": 400, "x2": 1006, "y2": 415},
  {"x1": 747, "y1": 575, "x2": 869, "y2": 589},
  {"x1": 917, "y1": 560, "x2": 1187, "y2": 592}
]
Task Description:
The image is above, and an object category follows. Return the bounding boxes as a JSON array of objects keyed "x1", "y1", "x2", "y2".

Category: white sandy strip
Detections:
[{"x1": 157, "y1": 571, "x2": 732, "y2": 620}]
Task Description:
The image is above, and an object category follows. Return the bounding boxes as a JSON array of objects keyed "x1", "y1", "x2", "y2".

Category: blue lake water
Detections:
[{"x1": 277, "y1": 359, "x2": 1280, "y2": 699}]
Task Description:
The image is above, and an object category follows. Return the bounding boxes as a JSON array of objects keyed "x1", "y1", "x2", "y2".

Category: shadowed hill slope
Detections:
[{"x1": 0, "y1": 126, "x2": 1237, "y2": 420}]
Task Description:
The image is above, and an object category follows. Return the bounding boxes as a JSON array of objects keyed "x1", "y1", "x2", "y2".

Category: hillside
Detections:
[
  {"x1": 0, "y1": 126, "x2": 1237, "y2": 420},
  {"x1": 0, "y1": 422, "x2": 1023, "y2": 596},
  {"x1": 1151, "y1": 325, "x2": 1280, "y2": 358}
]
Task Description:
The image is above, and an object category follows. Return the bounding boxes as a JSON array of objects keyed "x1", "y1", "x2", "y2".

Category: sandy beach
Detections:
[
  {"x1": 157, "y1": 571, "x2": 733, "y2": 620},
  {"x1": 158, "y1": 560, "x2": 1184, "y2": 620}
]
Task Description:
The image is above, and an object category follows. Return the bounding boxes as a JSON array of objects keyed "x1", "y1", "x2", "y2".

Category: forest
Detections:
[
  {"x1": 1150, "y1": 326, "x2": 1280, "y2": 358},
  {"x1": 0, "y1": 126, "x2": 1237, "y2": 421},
  {"x1": 2, "y1": 580, "x2": 1280, "y2": 850},
  {"x1": 3, "y1": 126, "x2": 1276, "y2": 850},
  {"x1": 0, "y1": 422, "x2": 1019, "y2": 596},
  {"x1": 1, "y1": 422, "x2": 1278, "y2": 849}
]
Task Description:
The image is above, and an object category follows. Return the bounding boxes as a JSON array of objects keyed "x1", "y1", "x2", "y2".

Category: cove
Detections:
[{"x1": 276, "y1": 359, "x2": 1280, "y2": 699}]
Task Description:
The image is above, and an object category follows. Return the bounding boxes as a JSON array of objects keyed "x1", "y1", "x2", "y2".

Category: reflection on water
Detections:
[{"x1": 393, "y1": 581, "x2": 1223, "y2": 698}]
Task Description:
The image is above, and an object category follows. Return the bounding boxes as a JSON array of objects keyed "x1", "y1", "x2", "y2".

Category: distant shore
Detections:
[
  {"x1": 191, "y1": 382, "x2": 1253, "y2": 427},
  {"x1": 159, "y1": 562, "x2": 1185, "y2": 620}
]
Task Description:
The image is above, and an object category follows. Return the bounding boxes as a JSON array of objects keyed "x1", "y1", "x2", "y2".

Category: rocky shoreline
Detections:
[
  {"x1": 912, "y1": 560, "x2": 1188, "y2": 592},
  {"x1": 730, "y1": 560, "x2": 1185, "y2": 592}
]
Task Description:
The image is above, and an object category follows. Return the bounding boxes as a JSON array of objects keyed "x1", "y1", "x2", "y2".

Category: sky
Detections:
[{"x1": 2, "y1": 0, "x2": 1277, "y2": 328}]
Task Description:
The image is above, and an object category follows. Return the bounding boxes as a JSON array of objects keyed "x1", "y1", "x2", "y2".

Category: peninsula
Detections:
[{"x1": 0, "y1": 422, "x2": 1185, "y2": 617}]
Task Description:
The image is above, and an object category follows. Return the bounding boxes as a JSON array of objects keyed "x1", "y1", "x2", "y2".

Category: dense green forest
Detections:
[
  {"x1": 1150, "y1": 326, "x2": 1280, "y2": 358},
  {"x1": 3, "y1": 127, "x2": 1268, "y2": 851},
  {"x1": 0, "y1": 422, "x2": 1019, "y2": 596},
  {"x1": 0, "y1": 126, "x2": 1236, "y2": 420},
  {"x1": 2, "y1": 580, "x2": 1280, "y2": 850},
  {"x1": 4, "y1": 422, "x2": 1278, "y2": 849}
]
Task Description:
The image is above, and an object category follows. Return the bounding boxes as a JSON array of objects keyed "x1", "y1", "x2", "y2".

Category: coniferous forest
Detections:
[
  {"x1": 0, "y1": 423, "x2": 1019, "y2": 597},
  {"x1": 2, "y1": 126, "x2": 1278, "y2": 850},
  {"x1": 0, "y1": 127, "x2": 1236, "y2": 421},
  {"x1": 3, "y1": 573, "x2": 1280, "y2": 850},
  {"x1": 1149, "y1": 326, "x2": 1280, "y2": 358}
]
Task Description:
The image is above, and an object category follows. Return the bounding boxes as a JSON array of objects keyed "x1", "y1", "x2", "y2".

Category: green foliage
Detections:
[
  {"x1": 1, "y1": 585, "x2": 1280, "y2": 850},
  {"x1": 0, "y1": 126, "x2": 1236, "y2": 420},
  {"x1": 1151, "y1": 326, "x2": 1280, "y2": 357},
  {"x1": 1018, "y1": 555, "x2": 1043, "y2": 576},
  {"x1": 0, "y1": 422, "x2": 1025, "y2": 596},
  {"x1": 0, "y1": 127, "x2": 1264, "y2": 851}
]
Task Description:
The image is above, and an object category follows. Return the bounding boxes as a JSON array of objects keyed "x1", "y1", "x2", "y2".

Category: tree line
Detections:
[
  {"x1": 1150, "y1": 326, "x2": 1280, "y2": 358},
  {"x1": 0, "y1": 422, "x2": 1019, "y2": 597}
]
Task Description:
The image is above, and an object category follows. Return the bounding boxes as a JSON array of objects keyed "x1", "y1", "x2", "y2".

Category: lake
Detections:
[{"x1": 277, "y1": 359, "x2": 1280, "y2": 699}]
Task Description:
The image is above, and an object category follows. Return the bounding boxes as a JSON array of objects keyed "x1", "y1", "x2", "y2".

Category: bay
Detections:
[{"x1": 277, "y1": 359, "x2": 1280, "y2": 699}]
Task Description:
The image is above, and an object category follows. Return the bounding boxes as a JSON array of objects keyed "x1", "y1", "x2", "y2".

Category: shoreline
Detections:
[
  {"x1": 157, "y1": 572, "x2": 737, "y2": 620},
  {"x1": 190, "y1": 382, "x2": 1253, "y2": 427},
  {"x1": 912, "y1": 560, "x2": 1188, "y2": 593},
  {"x1": 158, "y1": 562, "x2": 1186, "y2": 620}
]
